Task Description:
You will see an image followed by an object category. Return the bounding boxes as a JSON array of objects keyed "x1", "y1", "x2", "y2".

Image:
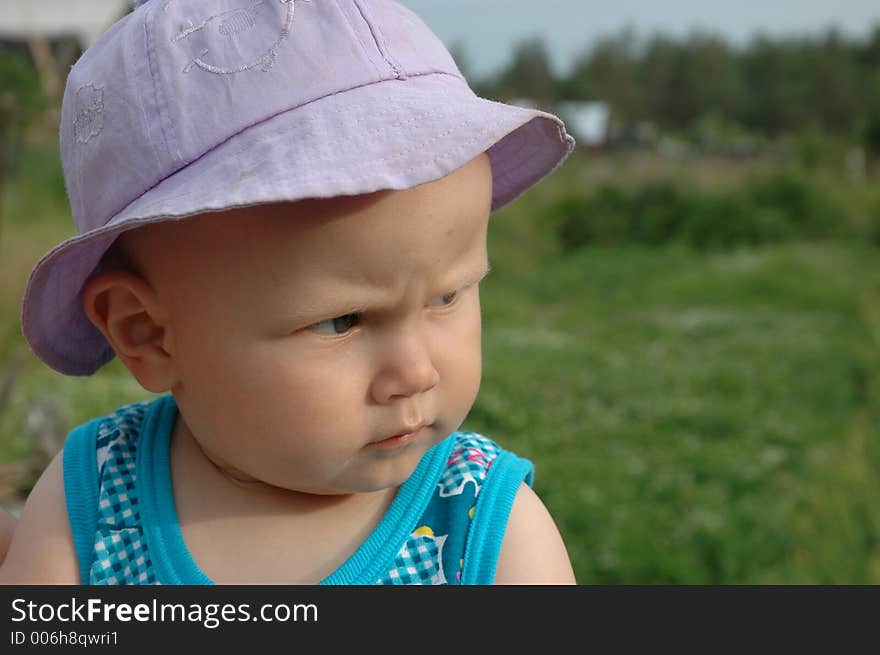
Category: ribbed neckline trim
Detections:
[{"x1": 136, "y1": 394, "x2": 456, "y2": 585}]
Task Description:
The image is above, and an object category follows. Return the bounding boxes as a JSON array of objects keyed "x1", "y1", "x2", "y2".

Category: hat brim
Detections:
[{"x1": 22, "y1": 73, "x2": 575, "y2": 376}]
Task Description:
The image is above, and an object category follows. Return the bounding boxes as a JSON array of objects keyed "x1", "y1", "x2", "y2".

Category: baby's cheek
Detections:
[
  {"x1": 439, "y1": 307, "x2": 483, "y2": 406},
  {"x1": 250, "y1": 350, "x2": 362, "y2": 415}
]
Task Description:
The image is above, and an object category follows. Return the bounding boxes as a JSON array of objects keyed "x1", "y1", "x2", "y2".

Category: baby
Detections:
[{"x1": 1, "y1": 0, "x2": 575, "y2": 584}]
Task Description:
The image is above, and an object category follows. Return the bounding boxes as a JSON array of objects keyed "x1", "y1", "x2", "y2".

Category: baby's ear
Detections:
[{"x1": 81, "y1": 271, "x2": 175, "y2": 393}]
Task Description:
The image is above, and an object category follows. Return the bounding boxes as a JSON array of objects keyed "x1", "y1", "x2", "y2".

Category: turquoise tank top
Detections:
[{"x1": 62, "y1": 395, "x2": 534, "y2": 585}]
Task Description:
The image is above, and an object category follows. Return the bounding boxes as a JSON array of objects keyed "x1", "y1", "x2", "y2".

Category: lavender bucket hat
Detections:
[{"x1": 21, "y1": 0, "x2": 575, "y2": 376}]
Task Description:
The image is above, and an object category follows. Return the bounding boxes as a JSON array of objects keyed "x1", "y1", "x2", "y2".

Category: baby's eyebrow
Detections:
[
  {"x1": 277, "y1": 263, "x2": 492, "y2": 325},
  {"x1": 461, "y1": 264, "x2": 492, "y2": 288},
  {"x1": 337, "y1": 262, "x2": 491, "y2": 293}
]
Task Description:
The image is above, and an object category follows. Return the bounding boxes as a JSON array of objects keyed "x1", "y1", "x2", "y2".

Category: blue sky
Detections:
[{"x1": 398, "y1": 0, "x2": 880, "y2": 81}]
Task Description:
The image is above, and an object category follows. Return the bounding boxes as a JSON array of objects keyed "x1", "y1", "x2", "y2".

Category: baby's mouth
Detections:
[{"x1": 369, "y1": 421, "x2": 432, "y2": 449}]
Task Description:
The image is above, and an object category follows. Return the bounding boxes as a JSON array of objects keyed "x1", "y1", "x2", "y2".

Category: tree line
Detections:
[{"x1": 462, "y1": 26, "x2": 880, "y2": 152}]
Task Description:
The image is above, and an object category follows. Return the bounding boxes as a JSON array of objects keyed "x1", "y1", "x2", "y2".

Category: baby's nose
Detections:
[{"x1": 370, "y1": 328, "x2": 440, "y2": 403}]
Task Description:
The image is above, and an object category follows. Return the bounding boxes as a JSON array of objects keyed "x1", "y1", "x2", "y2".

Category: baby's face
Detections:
[{"x1": 120, "y1": 153, "x2": 492, "y2": 494}]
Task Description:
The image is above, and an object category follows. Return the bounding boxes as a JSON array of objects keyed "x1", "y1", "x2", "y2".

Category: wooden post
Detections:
[{"x1": 25, "y1": 34, "x2": 61, "y2": 101}]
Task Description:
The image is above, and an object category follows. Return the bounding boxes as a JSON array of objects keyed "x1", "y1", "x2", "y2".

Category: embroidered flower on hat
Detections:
[{"x1": 73, "y1": 83, "x2": 105, "y2": 144}]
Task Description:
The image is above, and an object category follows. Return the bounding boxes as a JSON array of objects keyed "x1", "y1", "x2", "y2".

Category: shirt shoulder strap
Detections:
[
  {"x1": 375, "y1": 431, "x2": 534, "y2": 585},
  {"x1": 62, "y1": 400, "x2": 153, "y2": 583}
]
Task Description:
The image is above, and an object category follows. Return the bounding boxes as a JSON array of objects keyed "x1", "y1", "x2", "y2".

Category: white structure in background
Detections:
[
  {"x1": 556, "y1": 101, "x2": 610, "y2": 148},
  {"x1": 507, "y1": 97, "x2": 611, "y2": 148},
  {"x1": 0, "y1": 0, "x2": 130, "y2": 50},
  {"x1": 507, "y1": 97, "x2": 541, "y2": 111}
]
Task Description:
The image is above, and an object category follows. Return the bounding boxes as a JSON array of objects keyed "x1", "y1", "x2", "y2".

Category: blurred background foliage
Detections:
[
  {"x1": 1, "y1": 19, "x2": 879, "y2": 583},
  {"x1": 479, "y1": 26, "x2": 880, "y2": 148}
]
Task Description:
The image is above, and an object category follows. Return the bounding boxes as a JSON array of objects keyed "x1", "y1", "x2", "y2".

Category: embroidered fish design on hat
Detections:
[{"x1": 171, "y1": 0, "x2": 304, "y2": 74}]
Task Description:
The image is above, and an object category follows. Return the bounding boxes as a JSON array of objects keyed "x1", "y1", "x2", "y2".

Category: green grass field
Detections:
[{"x1": 1, "y1": 137, "x2": 878, "y2": 583}]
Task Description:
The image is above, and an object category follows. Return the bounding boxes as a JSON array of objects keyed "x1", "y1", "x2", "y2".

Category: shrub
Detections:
[
  {"x1": 0, "y1": 51, "x2": 48, "y2": 179},
  {"x1": 866, "y1": 189, "x2": 880, "y2": 246},
  {"x1": 554, "y1": 184, "x2": 630, "y2": 248},
  {"x1": 628, "y1": 181, "x2": 690, "y2": 245},
  {"x1": 746, "y1": 170, "x2": 845, "y2": 239},
  {"x1": 552, "y1": 169, "x2": 852, "y2": 252}
]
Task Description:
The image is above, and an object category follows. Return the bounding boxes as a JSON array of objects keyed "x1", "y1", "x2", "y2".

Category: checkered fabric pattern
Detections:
[
  {"x1": 89, "y1": 403, "x2": 158, "y2": 585},
  {"x1": 437, "y1": 432, "x2": 500, "y2": 498},
  {"x1": 378, "y1": 532, "x2": 448, "y2": 585}
]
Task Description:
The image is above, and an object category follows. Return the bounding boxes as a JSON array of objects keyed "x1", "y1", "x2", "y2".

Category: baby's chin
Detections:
[
  {"x1": 203, "y1": 422, "x2": 453, "y2": 496},
  {"x1": 263, "y1": 475, "x2": 412, "y2": 498},
  {"x1": 301, "y1": 445, "x2": 440, "y2": 495},
  {"x1": 224, "y1": 458, "x2": 420, "y2": 498}
]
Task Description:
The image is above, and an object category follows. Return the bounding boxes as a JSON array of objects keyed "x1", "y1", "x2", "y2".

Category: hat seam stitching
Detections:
[
  {"x1": 133, "y1": 13, "x2": 165, "y2": 180},
  {"x1": 334, "y1": 0, "x2": 387, "y2": 78},
  {"x1": 353, "y1": 0, "x2": 404, "y2": 79},
  {"x1": 143, "y1": 2, "x2": 182, "y2": 165}
]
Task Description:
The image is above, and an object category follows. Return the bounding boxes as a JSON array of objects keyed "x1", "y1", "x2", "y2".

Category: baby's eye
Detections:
[
  {"x1": 427, "y1": 291, "x2": 458, "y2": 307},
  {"x1": 309, "y1": 313, "x2": 360, "y2": 336}
]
